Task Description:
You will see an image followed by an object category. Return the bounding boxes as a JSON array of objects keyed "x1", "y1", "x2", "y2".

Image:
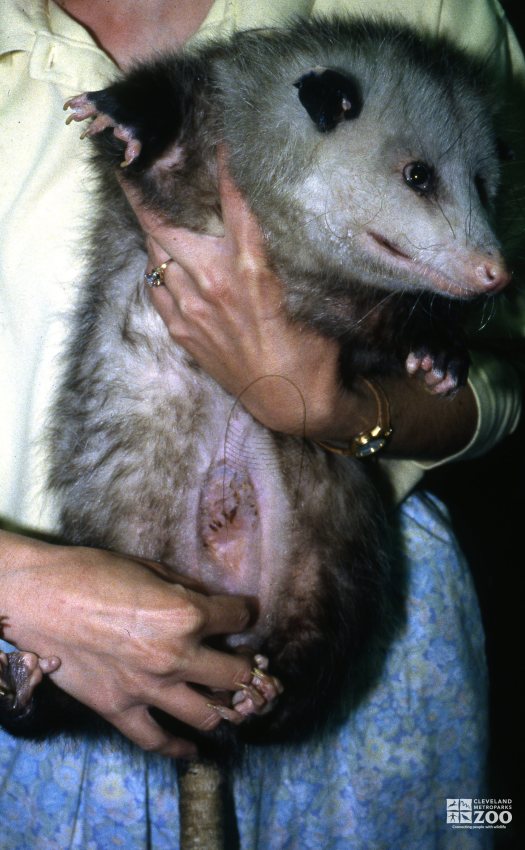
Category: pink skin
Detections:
[
  {"x1": 0, "y1": 648, "x2": 281, "y2": 726},
  {"x1": 405, "y1": 351, "x2": 460, "y2": 396},
  {"x1": 366, "y1": 231, "x2": 511, "y2": 298},
  {"x1": 13, "y1": 104, "x2": 284, "y2": 726},
  {"x1": 52, "y1": 96, "x2": 480, "y2": 734},
  {"x1": 65, "y1": 95, "x2": 480, "y2": 401},
  {"x1": 208, "y1": 656, "x2": 284, "y2": 724},
  {"x1": 64, "y1": 95, "x2": 143, "y2": 166}
]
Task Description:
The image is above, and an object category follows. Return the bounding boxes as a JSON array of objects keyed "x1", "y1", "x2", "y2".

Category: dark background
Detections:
[
  {"x1": 499, "y1": 1, "x2": 524, "y2": 46},
  {"x1": 425, "y1": 4, "x2": 523, "y2": 847}
]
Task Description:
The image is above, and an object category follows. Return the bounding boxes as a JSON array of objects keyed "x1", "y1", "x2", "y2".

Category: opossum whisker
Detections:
[
  {"x1": 465, "y1": 175, "x2": 473, "y2": 243},
  {"x1": 402, "y1": 289, "x2": 427, "y2": 329},
  {"x1": 347, "y1": 289, "x2": 400, "y2": 329},
  {"x1": 395, "y1": 232, "x2": 442, "y2": 255},
  {"x1": 433, "y1": 196, "x2": 456, "y2": 240},
  {"x1": 475, "y1": 296, "x2": 496, "y2": 332},
  {"x1": 26, "y1": 18, "x2": 509, "y2": 770},
  {"x1": 438, "y1": 111, "x2": 485, "y2": 169},
  {"x1": 376, "y1": 70, "x2": 405, "y2": 124}
]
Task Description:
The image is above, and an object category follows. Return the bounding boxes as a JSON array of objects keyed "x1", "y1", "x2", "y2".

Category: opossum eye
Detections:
[{"x1": 403, "y1": 161, "x2": 434, "y2": 194}]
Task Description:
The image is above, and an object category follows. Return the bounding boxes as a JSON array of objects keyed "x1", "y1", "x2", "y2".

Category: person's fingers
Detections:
[
  {"x1": 216, "y1": 145, "x2": 263, "y2": 250},
  {"x1": 146, "y1": 230, "x2": 229, "y2": 304},
  {"x1": 110, "y1": 705, "x2": 198, "y2": 758},
  {"x1": 196, "y1": 591, "x2": 255, "y2": 639},
  {"x1": 153, "y1": 681, "x2": 235, "y2": 732},
  {"x1": 147, "y1": 284, "x2": 184, "y2": 337},
  {"x1": 119, "y1": 178, "x2": 167, "y2": 240},
  {"x1": 113, "y1": 564, "x2": 256, "y2": 692},
  {"x1": 121, "y1": 178, "x2": 213, "y2": 269},
  {"x1": 131, "y1": 556, "x2": 209, "y2": 594},
  {"x1": 172, "y1": 643, "x2": 253, "y2": 692}
]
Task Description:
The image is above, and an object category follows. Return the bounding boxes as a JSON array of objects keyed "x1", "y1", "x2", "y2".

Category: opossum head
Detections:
[{"x1": 220, "y1": 19, "x2": 510, "y2": 309}]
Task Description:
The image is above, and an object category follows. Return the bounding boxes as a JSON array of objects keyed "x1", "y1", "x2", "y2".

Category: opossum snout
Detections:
[
  {"x1": 447, "y1": 250, "x2": 511, "y2": 298},
  {"x1": 473, "y1": 254, "x2": 511, "y2": 294}
]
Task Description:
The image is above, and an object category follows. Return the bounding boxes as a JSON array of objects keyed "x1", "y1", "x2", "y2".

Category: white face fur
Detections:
[{"x1": 289, "y1": 74, "x2": 505, "y2": 300}]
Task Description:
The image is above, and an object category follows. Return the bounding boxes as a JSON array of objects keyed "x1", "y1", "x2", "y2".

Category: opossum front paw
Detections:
[
  {"x1": 0, "y1": 650, "x2": 60, "y2": 721},
  {"x1": 208, "y1": 655, "x2": 283, "y2": 725},
  {"x1": 64, "y1": 94, "x2": 142, "y2": 167},
  {"x1": 406, "y1": 346, "x2": 470, "y2": 396}
]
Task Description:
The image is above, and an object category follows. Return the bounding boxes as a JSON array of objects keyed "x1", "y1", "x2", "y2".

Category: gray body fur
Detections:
[{"x1": 2, "y1": 17, "x2": 508, "y2": 744}]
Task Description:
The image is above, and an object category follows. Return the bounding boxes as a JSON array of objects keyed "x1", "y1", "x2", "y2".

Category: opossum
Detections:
[{"x1": 0, "y1": 17, "x2": 510, "y2": 749}]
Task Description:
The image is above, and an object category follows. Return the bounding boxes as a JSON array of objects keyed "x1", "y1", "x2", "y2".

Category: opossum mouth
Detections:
[
  {"x1": 368, "y1": 232, "x2": 411, "y2": 262},
  {"x1": 366, "y1": 231, "x2": 477, "y2": 299}
]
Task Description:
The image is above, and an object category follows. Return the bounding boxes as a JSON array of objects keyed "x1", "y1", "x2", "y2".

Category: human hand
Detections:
[
  {"x1": 122, "y1": 153, "x2": 478, "y2": 458},
  {"x1": 122, "y1": 152, "x2": 362, "y2": 439},
  {"x1": 1, "y1": 532, "x2": 264, "y2": 758}
]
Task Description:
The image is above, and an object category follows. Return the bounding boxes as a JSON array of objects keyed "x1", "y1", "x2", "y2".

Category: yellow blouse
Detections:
[{"x1": 1, "y1": 0, "x2": 523, "y2": 530}]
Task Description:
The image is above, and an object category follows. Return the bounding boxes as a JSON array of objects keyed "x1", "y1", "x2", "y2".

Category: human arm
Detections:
[
  {"x1": 130, "y1": 163, "x2": 482, "y2": 463},
  {"x1": 127, "y1": 0, "x2": 524, "y2": 472},
  {"x1": 0, "y1": 529, "x2": 257, "y2": 757}
]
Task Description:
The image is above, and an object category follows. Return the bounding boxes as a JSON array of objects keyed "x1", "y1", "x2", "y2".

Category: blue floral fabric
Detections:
[{"x1": 0, "y1": 493, "x2": 489, "y2": 849}]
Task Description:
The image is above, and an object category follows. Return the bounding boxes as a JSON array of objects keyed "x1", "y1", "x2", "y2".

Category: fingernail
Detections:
[{"x1": 206, "y1": 702, "x2": 232, "y2": 721}]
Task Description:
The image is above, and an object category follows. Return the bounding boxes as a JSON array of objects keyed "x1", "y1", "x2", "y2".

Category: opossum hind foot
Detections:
[
  {"x1": 208, "y1": 655, "x2": 283, "y2": 725},
  {"x1": 0, "y1": 651, "x2": 61, "y2": 723}
]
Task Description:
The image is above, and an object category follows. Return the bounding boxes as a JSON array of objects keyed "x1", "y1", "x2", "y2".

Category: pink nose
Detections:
[{"x1": 476, "y1": 257, "x2": 512, "y2": 293}]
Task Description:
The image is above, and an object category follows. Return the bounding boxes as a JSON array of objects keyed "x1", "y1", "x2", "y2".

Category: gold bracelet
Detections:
[{"x1": 314, "y1": 378, "x2": 393, "y2": 458}]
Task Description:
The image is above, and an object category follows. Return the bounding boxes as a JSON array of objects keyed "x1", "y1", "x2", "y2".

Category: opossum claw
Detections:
[
  {"x1": 232, "y1": 684, "x2": 265, "y2": 713},
  {"x1": 206, "y1": 665, "x2": 283, "y2": 724},
  {"x1": 230, "y1": 665, "x2": 284, "y2": 718},
  {"x1": 251, "y1": 666, "x2": 269, "y2": 680},
  {"x1": 250, "y1": 667, "x2": 284, "y2": 697},
  {"x1": 64, "y1": 93, "x2": 99, "y2": 122}
]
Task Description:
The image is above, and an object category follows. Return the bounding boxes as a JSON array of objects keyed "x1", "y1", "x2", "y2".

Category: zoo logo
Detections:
[{"x1": 446, "y1": 799, "x2": 513, "y2": 827}]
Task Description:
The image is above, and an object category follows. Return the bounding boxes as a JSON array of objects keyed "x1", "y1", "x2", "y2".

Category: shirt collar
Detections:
[{"x1": 1, "y1": 0, "x2": 116, "y2": 89}]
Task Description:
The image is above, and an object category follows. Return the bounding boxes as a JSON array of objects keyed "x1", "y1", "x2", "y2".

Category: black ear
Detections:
[{"x1": 294, "y1": 68, "x2": 362, "y2": 132}]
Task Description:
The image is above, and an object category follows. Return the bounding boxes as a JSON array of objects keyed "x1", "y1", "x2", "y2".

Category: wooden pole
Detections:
[{"x1": 177, "y1": 759, "x2": 227, "y2": 850}]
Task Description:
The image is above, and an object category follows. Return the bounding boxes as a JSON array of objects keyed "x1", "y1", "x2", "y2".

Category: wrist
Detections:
[
  {"x1": 0, "y1": 531, "x2": 65, "y2": 647},
  {"x1": 314, "y1": 378, "x2": 393, "y2": 457},
  {"x1": 304, "y1": 375, "x2": 380, "y2": 441},
  {"x1": 239, "y1": 370, "x2": 381, "y2": 440}
]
